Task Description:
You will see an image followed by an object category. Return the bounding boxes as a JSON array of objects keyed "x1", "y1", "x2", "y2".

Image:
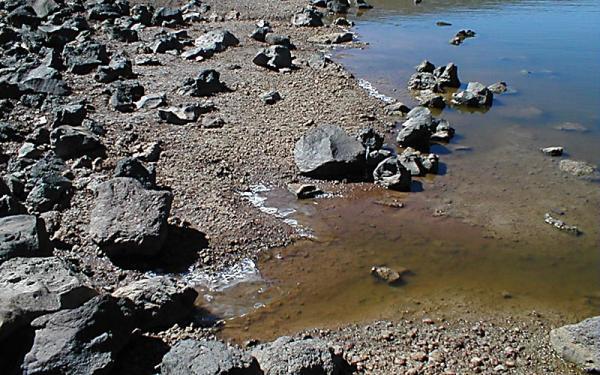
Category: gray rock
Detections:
[
  {"x1": 88, "y1": 1, "x2": 128, "y2": 21},
  {"x1": 32, "y1": 0, "x2": 60, "y2": 18},
  {"x1": 253, "y1": 45, "x2": 293, "y2": 70},
  {"x1": 327, "y1": 0, "x2": 350, "y2": 13},
  {"x1": 89, "y1": 178, "x2": 172, "y2": 258},
  {"x1": 201, "y1": 115, "x2": 225, "y2": 128},
  {"x1": 131, "y1": 4, "x2": 153, "y2": 26},
  {"x1": 371, "y1": 266, "x2": 409, "y2": 284},
  {"x1": 161, "y1": 339, "x2": 261, "y2": 375},
  {"x1": 114, "y1": 157, "x2": 156, "y2": 188},
  {"x1": 308, "y1": 52, "x2": 332, "y2": 69},
  {"x1": 178, "y1": 70, "x2": 227, "y2": 97},
  {"x1": 53, "y1": 102, "x2": 86, "y2": 127},
  {"x1": 287, "y1": 184, "x2": 324, "y2": 199},
  {"x1": 541, "y1": 146, "x2": 564, "y2": 156},
  {"x1": 373, "y1": 157, "x2": 412, "y2": 191},
  {"x1": 251, "y1": 336, "x2": 347, "y2": 375},
  {"x1": 0, "y1": 256, "x2": 97, "y2": 341},
  {"x1": 152, "y1": 7, "x2": 184, "y2": 26},
  {"x1": 25, "y1": 172, "x2": 72, "y2": 213},
  {"x1": 544, "y1": 213, "x2": 581, "y2": 235},
  {"x1": 559, "y1": 159, "x2": 597, "y2": 177},
  {"x1": 113, "y1": 276, "x2": 198, "y2": 329},
  {"x1": 430, "y1": 118, "x2": 455, "y2": 142},
  {"x1": 0, "y1": 215, "x2": 50, "y2": 264},
  {"x1": 398, "y1": 147, "x2": 439, "y2": 176},
  {"x1": 261, "y1": 90, "x2": 282, "y2": 105},
  {"x1": 158, "y1": 102, "x2": 215, "y2": 125},
  {"x1": 488, "y1": 81, "x2": 508, "y2": 94},
  {"x1": 265, "y1": 34, "x2": 295, "y2": 49},
  {"x1": 194, "y1": 29, "x2": 239, "y2": 54},
  {"x1": 357, "y1": 127, "x2": 384, "y2": 150},
  {"x1": 22, "y1": 295, "x2": 134, "y2": 375},
  {"x1": 408, "y1": 62, "x2": 460, "y2": 92},
  {"x1": 451, "y1": 82, "x2": 493, "y2": 107},
  {"x1": 133, "y1": 142, "x2": 161, "y2": 162},
  {"x1": 384, "y1": 102, "x2": 411, "y2": 116},
  {"x1": 94, "y1": 54, "x2": 134, "y2": 83},
  {"x1": 136, "y1": 93, "x2": 167, "y2": 110},
  {"x1": 417, "y1": 90, "x2": 445, "y2": 109},
  {"x1": 62, "y1": 41, "x2": 109, "y2": 74},
  {"x1": 550, "y1": 316, "x2": 600, "y2": 373},
  {"x1": 416, "y1": 60, "x2": 435, "y2": 73},
  {"x1": 19, "y1": 65, "x2": 71, "y2": 96},
  {"x1": 294, "y1": 124, "x2": 365, "y2": 179},
  {"x1": 0, "y1": 194, "x2": 27, "y2": 217},
  {"x1": 396, "y1": 107, "x2": 433, "y2": 150},
  {"x1": 50, "y1": 125, "x2": 103, "y2": 159},
  {"x1": 110, "y1": 80, "x2": 145, "y2": 112},
  {"x1": 250, "y1": 26, "x2": 271, "y2": 42},
  {"x1": 291, "y1": 7, "x2": 324, "y2": 27},
  {"x1": 151, "y1": 33, "x2": 183, "y2": 54},
  {"x1": 308, "y1": 32, "x2": 353, "y2": 44}
]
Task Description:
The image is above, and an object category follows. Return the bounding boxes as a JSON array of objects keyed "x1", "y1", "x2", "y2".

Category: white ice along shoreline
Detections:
[
  {"x1": 357, "y1": 78, "x2": 396, "y2": 104},
  {"x1": 182, "y1": 258, "x2": 262, "y2": 292}
]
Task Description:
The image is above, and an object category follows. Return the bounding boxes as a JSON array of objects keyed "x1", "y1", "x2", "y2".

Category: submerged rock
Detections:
[
  {"x1": 544, "y1": 213, "x2": 581, "y2": 235},
  {"x1": 452, "y1": 82, "x2": 494, "y2": 107},
  {"x1": 488, "y1": 81, "x2": 508, "y2": 94},
  {"x1": 550, "y1": 316, "x2": 600, "y2": 373},
  {"x1": 294, "y1": 124, "x2": 365, "y2": 179},
  {"x1": 559, "y1": 159, "x2": 597, "y2": 177},
  {"x1": 371, "y1": 265, "x2": 409, "y2": 284}
]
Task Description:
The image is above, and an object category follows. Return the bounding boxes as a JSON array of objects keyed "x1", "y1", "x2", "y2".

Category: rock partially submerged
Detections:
[
  {"x1": 559, "y1": 159, "x2": 597, "y2": 177},
  {"x1": 550, "y1": 316, "x2": 600, "y2": 373},
  {"x1": 371, "y1": 266, "x2": 409, "y2": 284},
  {"x1": 373, "y1": 157, "x2": 412, "y2": 191},
  {"x1": 294, "y1": 124, "x2": 365, "y2": 179},
  {"x1": 451, "y1": 82, "x2": 494, "y2": 108},
  {"x1": 450, "y1": 29, "x2": 476, "y2": 45},
  {"x1": 287, "y1": 184, "x2": 324, "y2": 199},
  {"x1": 544, "y1": 213, "x2": 581, "y2": 235},
  {"x1": 541, "y1": 146, "x2": 564, "y2": 156},
  {"x1": 408, "y1": 61, "x2": 460, "y2": 92}
]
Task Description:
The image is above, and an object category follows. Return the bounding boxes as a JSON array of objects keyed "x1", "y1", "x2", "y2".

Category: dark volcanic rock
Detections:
[
  {"x1": 94, "y1": 54, "x2": 134, "y2": 83},
  {"x1": 161, "y1": 339, "x2": 261, "y2": 375},
  {"x1": 396, "y1": 107, "x2": 433, "y2": 150},
  {"x1": 291, "y1": 7, "x2": 324, "y2": 27},
  {"x1": 253, "y1": 45, "x2": 293, "y2": 70},
  {"x1": 7, "y1": 6, "x2": 40, "y2": 28},
  {"x1": 0, "y1": 215, "x2": 51, "y2": 263},
  {"x1": 113, "y1": 276, "x2": 198, "y2": 329},
  {"x1": 178, "y1": 70, "x2": 227, "y2": 97},
  {"x1": 0, "y1": 256, "x2": 97, "y2": 341},
  {"x1": 251, "y1": 336, "x2": 349, "y2": 375},
  {"x1": 131, "y1": 4, "x2": 153, "y2": 26},
  {"x1": 373, "y1": 157, "x2": 412, "y2": 191},
  {"x1": 294, "y1": 124, "x2": 365, "y2": 179},
  {"x1": 19, "y1": 65, "x2": 71, "y2": 96},
  {"x1": 50, "y1": 125, "x2": 103, "y2": 159},
  {"x1": 110, "y1": 80, "x2": 144, "y2": 112},
  {"x1": 88, "y1": 1, "x2": 129, "y2": 21},
  {"x1": 193, "y1": 29, "x2": 239, "y2": 54},
  {"x1": 62, "y1": 41, "x2": 109, "y2": 75},
  {"x1": 53, "y1": 102, "x2": 86, "y2": 127},
  {"x1": 114, "y1": 157, "x2": 155, "y2": 188},
  {"x1": 0, "y1": 194, "x2": 27, "y2": 217},
  {"x1": 550, "y1": 316, "x2": 600, "y2": 373},
  {"x1": 151, "y1": 33, "x2": 183, "y2": 54},
  {"x1": 261, "y1": 90, "x2": 282, "y2": 105},
  {"x1": 26, "y1": 173, "x2": 73, "y2": 213},
  {"x1": 152, "y1": 7, "x2": 184, "y2": 26},
  {"x1": 22, "y1": 295, "x2": 134, "y2": 375},
  {"x1": 451, "y1": 82, "x2": 494, "y2": 107},
  {"x1": 408, "y1": 62, "x2": 460, "y2": 92},
  {"x1": 89, "y1": 177, "x2": 173, "y2": 258},
  {"x1": 358, "y1": 127, "x2": 384, "y2": 150},
  {"x1": 398, "y1": 147, "x2": 439, "y2": 176}
]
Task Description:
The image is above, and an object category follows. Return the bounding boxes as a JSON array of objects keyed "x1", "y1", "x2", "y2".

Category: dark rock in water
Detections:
[
  {"x1": 430, "y1": 118, "x2": 455, "y2": 142},
  {"x1": 357, "y1": 0, "x2": 374, "y2": 9},
  {"x1": 151, "y1": 33, "x2": 183, "y2": 54},
  {"x1": 22, "y1": 295, "x2": 134, "y2": 375},
  {"x1": 287, "y1": 183, "x2": 324, "y2": 199},
  {"x1": 291, "y1": 7, "x2": 324, "y2": 27},
  {"x1": 114, "y1": 157, "x2": 156, "y2": 188},
  {"x1": 0, "y1": 215, "x2": 51, "y2": 264},
  {"x1": 396, "y1": 107, "x2": 433, "y2": 150},
  {"x1": 553, "y1": 122, "x2": 588, "y2": 133},
  {"x1": 294, "y1": 124, "x2": 365, "y2": 179},
  {"x1": 52, "y1": 102, "x2": 86, "y2": 127},
  {"x1": 178, "y1": 70, "x2": 228, "y2": 97},
  {"x1": 541, "y1": 146, "x2": 564, "y2": 157},
  {"x1": 417, "y1": 90, "x2": 445, "y2": 109},
  {"x1": 452, "y1": 82, "x2": 494, "y2": 107},
  {"x1": 373, "y1": 157, "x2": 412, "y2": 191},
  {"x1": 450, "y1": 29, "x2": 476, "y2": 45},
  {"x1": 371, "y1": 265, "x2": 409, "y2": 284},
  {"x1": 62, "y1": 41, "x2": 109, "y2": 74},
  {"x1": 158, "y1": 102, "x2": 215, "y2": 125},
  {"x1": 251, "y1": 336, "x2": 349, "y2": 375},
  {"x1": 408, "y1": 61, "x2": 460, "y2": 92},
  {"x1": 89, "y1": 177, "x2": 173, "y2": 258},
  {"x1": 135, "y1": 93, "x2": 167, "y2": 110},
  {"x1": 50, "y1": 125, "x2": 103, "y2": 159},
  {"x1": 550, "y1": 316, "x2": 600, "y2": 373},
  {"x1": 327, "y1": 0, "x2": 350, "y2": 13},
  {"x1": 398, "y1": 147, "x2": 439, "y2": 176},
  {"x1": 559, "y1": 159, "x2": 597, "y2": 177},
  {"x1": 544, "y1": 213, "x2": 581, "y2": 235},
  {"x1": 0, "y1": 194, "x2": 27, "y2": 217},
  {"x1": 416, "y1": 60, "x2": 435, "y2": 73},
  {"x1": 94, "y1": 54, "x2": 134, "y2": 83},
  {"x1": 436, "y1": 21, "x2": 452, "y2": 26},
  {"x1": 488, "y1": 81, "x2": 508, "y2": 94},
  {"x1": 358, "y1": 127, "x2": 384, "y2": 150},
  {"x1": 113, "y1": 276, "x2": 198, "y2": 329},
  {"x1": 0, "y1": 256, "x2": 97, "y2": 341},
  {"x1": 261, "y1": 90, "x2": 282, "y2": 105},
  {"x1": 253, "y1": 45, "x2": 293, "y2": 70},
  {"x1": 110, "y1": 80, "x2": 145, "y2": 112},
  {"x1": 7, "y1": 5, "x2": 40, "y2": 28},
  {"x1": 152, "y1": 7, "x2": 184, "y2": 26},
  {"x1": 434, "y1": 62, "x2": 461, "y2": 89},
  {"x1": 161, "y1": 339, "x2": 261, "y2": 375}
]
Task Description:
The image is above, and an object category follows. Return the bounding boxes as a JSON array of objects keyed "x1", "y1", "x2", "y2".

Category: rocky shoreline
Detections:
[{"x1": 0, "y1": 0, "x2": 597, "y2": 373}]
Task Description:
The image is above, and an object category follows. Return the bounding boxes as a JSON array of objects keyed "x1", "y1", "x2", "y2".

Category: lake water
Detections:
[{"x1": 198, "y1": 0, "x2": 600, "y2": 342}]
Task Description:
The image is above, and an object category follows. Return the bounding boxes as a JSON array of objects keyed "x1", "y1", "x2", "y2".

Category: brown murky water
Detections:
[{"x1": 196, "y1": 0, "x2": 600, "y2": 342}]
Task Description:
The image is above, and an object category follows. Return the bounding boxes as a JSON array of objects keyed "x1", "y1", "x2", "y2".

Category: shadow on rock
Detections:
[
  {"x1": 0, "y1": 326, "x2": 35, "y2": 375},
  {"x1": 112, "y1": 334, "x2": 171, "y2": 375}
]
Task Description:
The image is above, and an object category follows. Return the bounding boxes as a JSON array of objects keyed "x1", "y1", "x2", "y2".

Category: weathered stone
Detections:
[
  {"x1": 194, "y1": 29, "x2": 239, "y2": 54},
  {"x1": 550, "y1": 316, "x2": 600, "y2": 373},
  {"x1": 113, "y1": 157, "x2": 155, "y2": 188},
  {"x1": 151, "y1": 33, "x2": 183, "y2": 54},
  {"x1": 358, "y1": 127, "x2": 384, "y2": 150},
  {"x1": 26, "y1": 173, "x2": 72, "y2": 213},
  {"x1": 541, "y1": 146, "x2": 564, "y2": 156},
  {"x1": 158, "y1": 102, "x2": 215, "y2": 125},
  {"x1": 22, "y1": 295, "x2": 134, "y2": 375},
  {"x1": 131, "y1": 4, "x2": 153, "y2": 26},
  {"x1": 264, "y1": 34, "x2": 295, "y2": 49},
  {"x1": 291, "y1": 7, "x2": 324, "y2": 27},
  {"x1": 287, "y1": 183, "x2": 324, "y2": 199},
  {"x1": 94, "y1": 54, "x2": 134, "y2": 83},
  {"x1": 0, "y1": 194, "x2": 27, "y2": 217},
  {"x1": 201, "y1": 115, "x2": 225, "y2": 128},
  {"x1": 396, "y1": 107, "x2": 433, "y2": 150},
  {"x1": 161, "y1": 339, "x2": 261, "y2": 375},
  {"x1": 89, "y1": 178, "x2": 172, "y2": 258},
  {"x1": 88, "y1": 1, "x2": 129, "y2": 21},
  {"x1": 261, "y1": 90, "x2": 282, "y2": 105},
  {"x1": 113, "y1": 276, "x2": 198, "y2": 329},
  {"x1": 308, "y1": 32, "x2": 353, "y2": 44},
  {"x1": 50, "y1": 125, "x2": 103, "y2": 159},
  {"x1": 136, "y1": 93, "x2": 167, "y2": 110},
  {"x1": 178, "y1": 70, "x2": 227, "y2": 97},
  {"x1": 371, "y1": 265, "x2": 409, "y2": 284},
  {"x1": 253, "y1": 45, "x2": 293, "y2": 70},
  {"x1": 152, "y1": 7, "x2": 183, "y2": 26},
  {"x1": 19, "y1": 65, "x2": 71, "y2": 96},
  {"x1": 398, "y1": 147, "x2": 439, "y2": 176},
  {"x1": 0, "y1": 215, "x2": 50, "y2": 263},
  {"x1": 327, "y1": 0, "x2": 350, "y2": 13},
  {"x1": 373, "y1": 157, "x2": 412, "y2": 191},
  {"x1": 110, "y1": 80, "x2": 145, "y2": 112},
  {"x1": 452, "y1": 82, "x2": 493, "y2": 107},
  {"x1": 544, "y1": 213, "x2": 581, "y2": 235},
  {"x1": 62, "y1": 41, "x2": 109, "y2": 74},
  {"x1": 559, "y1": 159, "x2": 597, "y2": 177},
  {"x1": 294, "y1": 124, "x2": 365, "y2": 179},
  {"x1": 52, "y1": 102, "x2": 86, "y2": 127},
  {"x1": 488, "y1": 81, "x2": 508, "y2": 94}
]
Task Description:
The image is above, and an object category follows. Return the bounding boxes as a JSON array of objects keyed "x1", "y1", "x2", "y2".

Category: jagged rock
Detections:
[
  {"x1": 544, "y1": 213, "x2": 581, "y2": 235},
  {"x1": 50, "y1": 125, "x2": 103, "y2": 159},
  {"x1": 291, "y1": 7, "x2": 324, "y2": 27},
  {"x1": 416, "y1": 60, "x2": 435, "y2": 73},
  {"x1": 135, "y1": 93, "x2": 167, "y2": 110},
  {"x1": 131, "y1": 4, "x2": 153, "y2": 26},
  {"x1": 0, "y1": 215, "x2": 50, "y2": 264},
  {"x1": 253, "y1": 45, "x2": 293, "y2": 70},
  {"x1": 287, "y1": 184, "x2": 323, "y2": 199},
  {"x1": 18, "y1": 142, "x2": 43, "y2": 159},
  {"x1": 194, "y1": 29, "x2": 238, "y2": 54},
  {"x1": 7, "y1": 6, "x2": 40, "y2": 28},
  {"x1": 52, "y1": 102, "x2": 86, "y2": 127},
  {"x1": 201, "y1": 115, "x2": 225, "y2": 128},
  {"x1": 0, "y1": 194, "x2": 27, "y2": 217},
  {"x1": 0, "y1": 256, "x2": 97, "y2": 341},
  {"x1": 26, "y1": 173, "x2": 72, "y2": 213},
  {"x1": 133, "y1": 142, "x2": 161, "y2": 162},
  {"x1": 88, "y1": 1, "x2": 129, "y2": 21},
  {"x1": 250, "y1": 26, "x2": 271, "y2": 42},
  {"x1": 541, "y1": 146, "x2": 564, "y2": 156},
  {"x1": 396, "y1": 107, "x2": 433, "y2": 150},
  {"x1": 398, "y1": 147, "x2": 439, "y2": 176},
  {"x1": 113, "y1": 157, "x2": 155, "y2": 188},
  {"x1": 89, "y1": 177, "x2": 172, "y2": 258},
  {"x1": 110, "y1": 80, "x2": 144, "y2": 112},
  {"x1": 308, "y1": 32, "x2": 353, "y2": 44},
  {"x1": 327, "y1": 0, "x2": 350, "y2": 13},
  {"x1": 158, "y1": 102, "x2": 215, "y2": 125},
  {"x1": 358, "y1": 127, "x2": 384, "y2": 150},
  {"x1": 22, "y1": 295, "x2": 134, "y2": 375},
  {"x1": 451, "y1": 82, "x2": 493, "y2": 107},
  {"x1": 62, "y1": 41, "x2": 109, "y2": 74},
  {"x1": 135, "y1": 55, "x2": 161, "y2": 66},
  {"x1": 178, "y1": 70, "x2": 227, "y2": 97},
  {"x1": 108, "y1": 25, "x2": 139, "y2": 43},
  {"x1": 32, "y1": 0, "x2": 60, "y2": 18},
  {"x1": 113, "y1": 276, "x2": 198, "y2": 329},
  {"x1": 94, "y1": 54, "x2": 134, "y2": 83},
  {"x1": 294, "y1": 124, "x2": 365, "y2": 179},
  {"x1": 38, "y1": 19, "x2": 87, "y2": 49},
  {"x1": 19, "y1": 65, "x2": 71, "y2": 96},
  {"x1": 488, "y1": 81, "x2": 508, "y2": 94},
  {"x1": 408, "y1": 62, "x2": 460, "y2": 92},
  {"x1": 384, "y1": 102, "x2": 411, "y2": 116},
  {"x1": 550, "y1": 316, "x2": 600, "y2": 373},
  {"x1": 251, "y1": 336, "x2": 349, "y2": 375},
  {"x1": 450, "y1": 29, "x2": 476, "y2": 45},
  {"x1": 371, "y1": 265, "x2": 409, "y2": 284},
  {"x1": 430, "y1": 118, "x2": 455, "y2": 142},
  {"x1": 373, "y1": 157, "x2": 412, "y2": 191},
  {"x1": 161, "y1": 339, "x2": 261, "y2": 375},
  {"x1": 333, "y1": 17, "x2": 353, "y2": 27},
  {"x1": 151, "y1": 33, "x2": 183, "y2": 54},
  {"x1": 417, "y1": 90, "x2": 445, "y2": 109},
  {"x1": 261, "y1": 90, "x2": 282, "y2": 105},
  {"x1": 152, "y1": 7, "x2": 184, "y2": 26}
]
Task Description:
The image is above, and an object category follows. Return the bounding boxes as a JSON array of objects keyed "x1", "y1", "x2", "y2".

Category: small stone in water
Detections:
[{"x1": 541, "y1": 146, "x2": 563, "y2": 156}]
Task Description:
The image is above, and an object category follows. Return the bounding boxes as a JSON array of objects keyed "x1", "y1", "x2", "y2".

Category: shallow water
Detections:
[{"x1": 197, "y1": 0, "x2": 600, "y2": 342}]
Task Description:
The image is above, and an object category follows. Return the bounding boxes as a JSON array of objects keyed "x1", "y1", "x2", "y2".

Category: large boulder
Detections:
[
  {"x1": 294, "y1": 124, "x2": 365, "y2": 179},
  {"x1": 194, "y1": 29, "x2": 239, "y2": 54},
  {"x1": 113, "y1": 276, "x2": 198, "y2": 329},
  {"x1": 50, "y1": 125, "x2": 103, "y2": 159},
  {"x1": 62, "y1": 41, "x2": 109, "y2": 74},
  {"x1": 251, "y1": 336, "x2": 348, "y2": 375},
  {"x1": 550, "y1": 316, "x2": 600, "y2": 373},
  {"x1": 89, "y1": 178, "x2": 173, "y2": 258},
  {"x1": 0, "y1": 256, "x2": 97, "y2": 341},
  {"x1": 161, "y1": 339, "x2": 261, "y2": 375},
  {"x1": 0, "y1": 215, "x2": 51, "y2": 264},
  {"x1": 22, "y1": 295, "x2": 134, "y2": 375}
]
